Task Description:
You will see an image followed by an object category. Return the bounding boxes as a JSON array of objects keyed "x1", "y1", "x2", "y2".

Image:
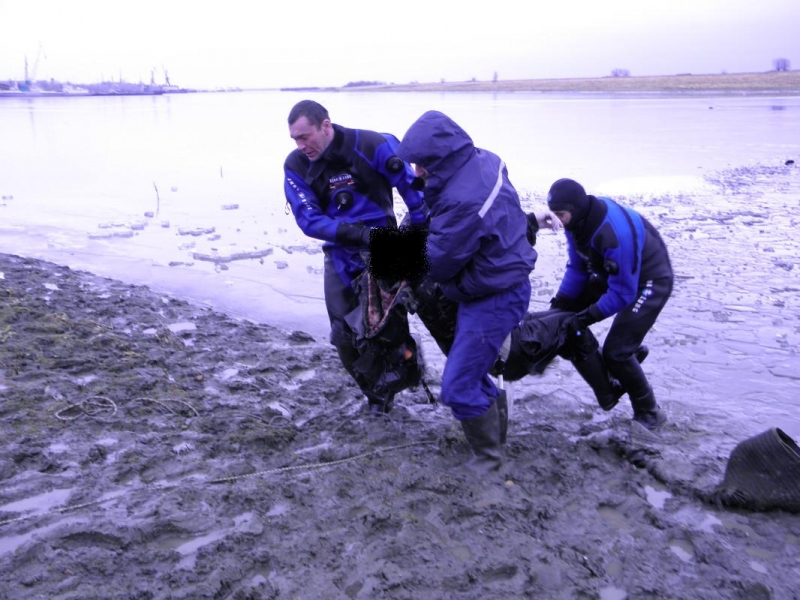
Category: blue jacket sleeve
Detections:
[
  {"x1": 427, "y1": 194, "x2": 481, "y2": 282},
  {"x1": 557, "y1": 234, "x2": 590, "y2": 300},
  {"x1": 284, "y1": 167, "x2": 365, "y2": 246}
]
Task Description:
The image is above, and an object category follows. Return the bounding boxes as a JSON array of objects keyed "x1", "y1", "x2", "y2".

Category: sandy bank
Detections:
[{"x1": 339, "y1": 70, "x2": 800, "y2": 95}]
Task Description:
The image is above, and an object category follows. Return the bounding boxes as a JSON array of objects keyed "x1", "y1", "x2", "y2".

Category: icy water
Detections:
[{"x1": 1, "y1": 90, "x2": 799, "y2": 444}]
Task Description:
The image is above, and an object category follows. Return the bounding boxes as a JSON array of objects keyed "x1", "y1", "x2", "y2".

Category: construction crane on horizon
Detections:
[
  {"x1": 161, "y1": 65, "x2": 171, "y2": 87},
  {"x1": 21, "y1": 43, "x2": 44, "y2": 91}
]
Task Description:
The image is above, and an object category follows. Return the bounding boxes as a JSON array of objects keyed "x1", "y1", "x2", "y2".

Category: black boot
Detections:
[
  {"x1": 572, "y1": 350, "x2": 624, "y2": 411},
  {"x1": 629, "y1": 387, "x2": 666, "y2": 430},
  {"x1": 607, "y1": 355, "x2": 666, "y2": 430},
  {"x1": 496, "y1": 390, "x2": 508, "y2": 445},
  {"x1": 572, "y1": 345, "x2": 650, "y2": 411},
  {"x1": 460, "y1": 403, "x2": 503, "y2": 472}
]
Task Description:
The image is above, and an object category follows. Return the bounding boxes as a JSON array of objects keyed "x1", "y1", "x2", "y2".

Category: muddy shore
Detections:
[{"x1": 1, "y1": 253, "x2": 799, "y2": 598}]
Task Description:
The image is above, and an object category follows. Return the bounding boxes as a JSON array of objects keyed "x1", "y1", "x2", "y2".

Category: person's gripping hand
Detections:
[{"x1": 536, "y1": 209, "x2": 562, "y2": 231}]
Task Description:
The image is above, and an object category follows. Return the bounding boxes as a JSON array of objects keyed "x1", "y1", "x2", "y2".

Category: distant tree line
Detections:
[
  {"x1": 608, "y1": 59, "x2": 792, "y2": 78},
  {"x1": 774, "y1": 58, "x2": 791, "y2": 72},
  {"x1": 343, "y1": 80, "x2": 386, "y2": 88}
]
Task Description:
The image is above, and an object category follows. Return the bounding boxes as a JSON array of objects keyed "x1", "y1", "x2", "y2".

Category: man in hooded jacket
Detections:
[
  {"x1": 397, "y1": 110, "x2": 537, "y2": 472},
  {"x1": 546, "y1": 178, "x2": 673, "y2": 430}
]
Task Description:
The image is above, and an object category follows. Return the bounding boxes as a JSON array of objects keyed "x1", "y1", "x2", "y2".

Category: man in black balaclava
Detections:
[{"x1": 546, "y1": 178, "x2": 673, "y2": 430}]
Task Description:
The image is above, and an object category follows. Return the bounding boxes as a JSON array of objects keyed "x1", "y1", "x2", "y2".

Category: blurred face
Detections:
[
  {"x1": 414, "y1": 164, "x2": 429, "y2": 180},
  {"x1": 289, "y1": 116, "x2": 333, "y2": 162},
  {"x1": 553, "y1": 210, "x2": 572, "y2": 227}
]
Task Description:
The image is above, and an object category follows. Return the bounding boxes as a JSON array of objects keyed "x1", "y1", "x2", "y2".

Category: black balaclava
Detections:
[{"x1": 547, "y1": 178, "x2": 591, "y2": 232}]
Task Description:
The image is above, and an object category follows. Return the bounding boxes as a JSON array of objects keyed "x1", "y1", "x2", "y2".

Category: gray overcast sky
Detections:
[{"x1": 1, "y1": 0, "x2": 798, "y2": 89}]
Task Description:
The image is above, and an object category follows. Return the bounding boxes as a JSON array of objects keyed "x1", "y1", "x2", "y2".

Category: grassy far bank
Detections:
[{"x1": 343, "y1": 70, "x2": 800, "y2": 94}]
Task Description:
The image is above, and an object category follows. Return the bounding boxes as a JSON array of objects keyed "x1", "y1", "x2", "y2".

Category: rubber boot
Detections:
[
  {"x1": 572, "y1": 345, "x2": 650, "y2": 411},
  {"x1": 496, "y1": 390, "x2": 508, "y2": 445},
  {"x1": 630, "y1": 387, "x2": 666, "y2": 430},
  {"x1": 460, "y1": 402, "x2": 503, "y2": 472},
  {"x1": 606, "y1": 355, "x2": 666, "y2": 430}
]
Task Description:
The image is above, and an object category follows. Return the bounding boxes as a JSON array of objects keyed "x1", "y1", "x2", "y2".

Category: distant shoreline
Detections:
[{"x1": 281, "y1": 70, "x2": 800, "y2": 95}]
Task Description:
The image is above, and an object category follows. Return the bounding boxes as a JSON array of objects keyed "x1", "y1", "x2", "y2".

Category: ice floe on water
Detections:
[{"x1": 597, "y1": 174, "x2": 715, "y2": 197}]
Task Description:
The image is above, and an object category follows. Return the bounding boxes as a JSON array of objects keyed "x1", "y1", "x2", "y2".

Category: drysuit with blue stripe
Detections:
[
  {"x1": 397, "y1": 111, "x2": 536, "y2": 421},
  {"x1": 552, "y1": 191, "x2": 673, "y2": 426},
  {"x1": 284, "y1": 123, "x2": 425, "y2": 402},
  {"x1": 555, "y1": 194, "x2": 673, "y2": 363}
]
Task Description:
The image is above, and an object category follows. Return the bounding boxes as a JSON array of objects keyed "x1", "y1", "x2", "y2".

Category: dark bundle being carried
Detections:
[{"x1": 344, "y1": 267, "x2": 426, "y2": 404}]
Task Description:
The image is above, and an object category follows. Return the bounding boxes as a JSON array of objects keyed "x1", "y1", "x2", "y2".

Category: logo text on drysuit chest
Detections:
[{"x1": 328, "y1": 173, "x2": 355, "y2": 190}]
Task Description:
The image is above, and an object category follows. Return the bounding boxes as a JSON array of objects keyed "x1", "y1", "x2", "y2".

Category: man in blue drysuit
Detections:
[
  {"x1": 283, "y1": 100, "x2": 427, "y2": 414},
  {"x1": 546, "y1": 178, "x2": 673, "y2": 430},
  {"x1": 397, "y1": 110, "x2": 537, "y2": 472}
]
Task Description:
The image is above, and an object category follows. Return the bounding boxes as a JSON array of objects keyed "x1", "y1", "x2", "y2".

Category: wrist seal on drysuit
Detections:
[
  {"x1": 361, "y1": 226, "x2": 373, "y2": 246},
  {"x1": 335, "y1": 221, "x2": 373, "y2": 247},
  {"x1": 584, "y1": 304, "x2": 604, "y2": 324}
]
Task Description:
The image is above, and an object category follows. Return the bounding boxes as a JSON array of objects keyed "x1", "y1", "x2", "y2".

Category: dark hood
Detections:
[
  {"x1": 570, "y1": 195, "x2": 608, "y2": 245},
  {"x1": 396, "y1": 111, "x2": 475, "y2": 192},
  {"x1": 547, "y1": 178, "x2": 591, "y2": 232}
]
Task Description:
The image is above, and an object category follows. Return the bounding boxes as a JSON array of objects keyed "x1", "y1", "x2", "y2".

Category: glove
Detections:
[
  {"x1": 564, "y1": 308, "x2": 597, "y2": 335},
  {"x1": 550, "y1": 293, "x2": 579, "y2": 312}
]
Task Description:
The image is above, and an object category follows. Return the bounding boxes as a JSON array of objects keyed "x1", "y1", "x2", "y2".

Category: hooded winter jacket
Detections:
[{"x1": 397, "y1": 111, "x2": 536, "y2": 302}]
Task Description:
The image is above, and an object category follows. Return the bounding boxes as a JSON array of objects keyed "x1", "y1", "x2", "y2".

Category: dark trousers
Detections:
[
  {"x1": 602, "y1": 276, "x2": 673, "y2": 364},
  {"x1": 323, "y1": 251, "x2": 360, "y2": 347},
  {"x1": 323, "y1": 251, "x2": 385, "y2": 401}
]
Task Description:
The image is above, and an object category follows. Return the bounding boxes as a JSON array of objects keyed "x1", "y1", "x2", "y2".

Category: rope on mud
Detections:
[
  {"x1": 0, "y1": 491, "x2": 133, "y2": 527},
  {"x1": 54, "y1": 395, "x2": 200, "y2": 422},
  {"x1": 0, "y1": 440, "x2": 435, "y2": 528},
  {"x1": 234, "y1": 410, "x2": 291, "y2": 427},
  {"x1": 207, "y1": 440, "x2": 435, "y2": 484},
  {"x1": 130, "y1": 396, "x2": 200, "y2": 417},
  {"x1": 54, "y1": 396, "x2": 118, "y2": 421}
]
